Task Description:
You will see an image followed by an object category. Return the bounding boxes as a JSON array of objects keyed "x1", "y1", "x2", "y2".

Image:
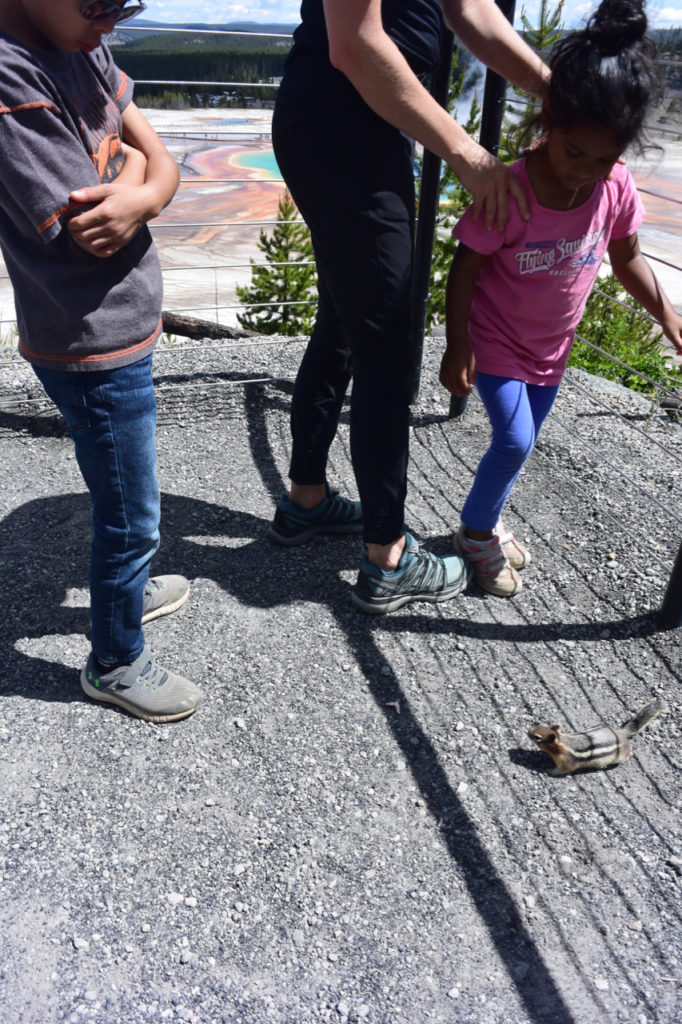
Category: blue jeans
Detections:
[
  {"x1": 461, "y1": 373, "x2": 560, "y2": 532},
  {"x1": 33, "y1": 355, "x2": 160, "y2": 665}
]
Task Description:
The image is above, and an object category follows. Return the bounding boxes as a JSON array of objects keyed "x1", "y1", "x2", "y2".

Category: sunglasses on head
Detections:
[{"x1": 79, "y1": 1, "x2": 147, "y2": 24}]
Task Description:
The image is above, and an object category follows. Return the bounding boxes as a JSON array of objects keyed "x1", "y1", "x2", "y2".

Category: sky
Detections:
[{"x1": 143, "y1": 1, "x2": 682, "y2": 29}]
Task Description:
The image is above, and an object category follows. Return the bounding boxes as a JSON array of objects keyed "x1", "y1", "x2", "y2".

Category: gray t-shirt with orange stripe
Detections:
[{"x1": 0, "y1": 35, "x2": 162, "y2": 371}]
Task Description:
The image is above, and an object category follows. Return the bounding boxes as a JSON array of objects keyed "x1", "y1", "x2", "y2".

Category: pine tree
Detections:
[
  {"x1": 236, "y1": 189, "x2": 317, "y2": 336},
  {"x1": 502, "y1": 1, "x2": 564, "y2": 159},
  {"x1": 425, "y1": 89, "x2": 481, "y2": 326},
  {"x1": 419, "y1": 50, "x2": 482, "y2": 328}
]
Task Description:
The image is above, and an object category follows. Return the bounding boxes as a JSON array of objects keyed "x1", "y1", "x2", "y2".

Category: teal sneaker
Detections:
[
  {"x1": 269, "y1": 483, "x2": 362, "y2": 546},
  {"x1": 352, "y1": 532, "x2": 472, "y2": 614},
  {"x1": 142, "y1": 575, "x2": 190, "y2": 625},
  {"x1": 80, "y1": 648, "x2": 202, "y2": 723}
]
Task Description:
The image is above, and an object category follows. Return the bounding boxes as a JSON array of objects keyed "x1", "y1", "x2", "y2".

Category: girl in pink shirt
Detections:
[{"x1": 440, "y1": 0, "x2": 682, "y2": 597}]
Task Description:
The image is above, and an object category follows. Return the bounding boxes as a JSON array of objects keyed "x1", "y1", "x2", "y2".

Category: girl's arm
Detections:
[
  {"x1": 323, "y1": 0, "x2": 549, "y2": 230},
  {"x1": 440, "y1": 242, "x2": 487, "y2": 396},
  {"x1": 67, "y1": 103, "x2": 180, "y2": 258},
  {"x1": 608, "y1": 234, "x2": 682, "y2": 354}
]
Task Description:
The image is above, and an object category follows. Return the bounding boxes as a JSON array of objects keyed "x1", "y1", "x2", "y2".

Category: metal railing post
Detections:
[
  {"x1": 659, "y1": 538, "x2": 682, "y2": 630},
  {"x1": 478, "y1": 0, "x2": 517, "y2": 157},
  {"x1": 448, "y1": 0, "x2": 517, "y2": 419},
  {"x1": 410, "y1": 30, "x2": 454, "y2": 403}
]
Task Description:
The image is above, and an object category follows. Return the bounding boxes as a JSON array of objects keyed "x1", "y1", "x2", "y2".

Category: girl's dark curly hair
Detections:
[
  {"x1": 516, "y1": 0, "x2": 660, "y2": 156},
  {"x1": 545, "y1": 0, "x2": 659, "y2": 152}
]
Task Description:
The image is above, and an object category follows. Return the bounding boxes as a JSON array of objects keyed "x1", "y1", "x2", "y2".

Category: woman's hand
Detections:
[{"x1": 450, "y1": 135, "x2": 529, "y2": 230}]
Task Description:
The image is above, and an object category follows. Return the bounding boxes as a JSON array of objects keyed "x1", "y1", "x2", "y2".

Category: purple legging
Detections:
[{"x1": 461, "y1": 372, "x2": 560, "y2": 532}]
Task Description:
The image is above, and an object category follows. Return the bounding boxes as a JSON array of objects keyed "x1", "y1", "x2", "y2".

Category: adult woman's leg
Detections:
[{"x1": 273, "y1": 89, "x2": 415, "y2": 546}]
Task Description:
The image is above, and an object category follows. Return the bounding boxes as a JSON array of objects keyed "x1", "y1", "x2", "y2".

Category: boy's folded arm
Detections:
[
  {"x1": 440, "y1": 242, "x2": 486, "y2": 396},
  {"x1": 116, "y1": 142, "x2": 147, "y2": 187},
  {"x1": 119, "y1": 102, "x2": 180, "y2": 216},
  {"x1": 67, "y1": 104, "x2": 179, "y2": 258},
  {"x1": 608, "y1": 233, "x2": 682, "y2": 352}
]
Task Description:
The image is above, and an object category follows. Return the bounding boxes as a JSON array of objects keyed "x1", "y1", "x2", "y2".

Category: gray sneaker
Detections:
[
  {"x1": 142, "y1": 575, "x2": 190, "y2": 625},
  {"x1": 80, "y1": 648, "x2": 202, "y2": 723}
]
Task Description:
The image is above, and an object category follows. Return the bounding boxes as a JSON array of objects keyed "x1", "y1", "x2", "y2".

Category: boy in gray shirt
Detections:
[{"x1": 0, "y1": 0, "x2": 202, "y2": 721}]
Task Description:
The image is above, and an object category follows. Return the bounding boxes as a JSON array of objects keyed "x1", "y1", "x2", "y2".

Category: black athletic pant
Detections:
[{"x1": 273, "y1": 79, "x2": 416, "y2": 546}]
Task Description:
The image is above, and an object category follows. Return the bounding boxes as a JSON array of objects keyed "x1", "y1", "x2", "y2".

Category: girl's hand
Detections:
[
  {"x1": 67, "y1": 183, "x2": 150, "y2": 258},
  {"x1": 440, "y1": 339, "x2": 476, "y2": 397}
]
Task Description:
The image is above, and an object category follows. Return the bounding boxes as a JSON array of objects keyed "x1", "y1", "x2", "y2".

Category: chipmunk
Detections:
[{"x1": 527, "y1": 700, "x2": 665, "y2": 775}]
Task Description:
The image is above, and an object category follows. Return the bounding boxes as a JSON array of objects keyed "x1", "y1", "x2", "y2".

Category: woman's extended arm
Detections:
[{"x1": 323, "y1": 0, "x2": 549, "y2": 229}]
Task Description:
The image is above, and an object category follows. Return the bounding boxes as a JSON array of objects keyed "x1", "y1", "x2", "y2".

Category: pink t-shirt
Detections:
[{"x1": 453, "y1": 158, "x2": 645, "y2": 384}]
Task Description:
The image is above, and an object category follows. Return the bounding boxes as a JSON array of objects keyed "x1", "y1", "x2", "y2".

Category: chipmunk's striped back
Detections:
[{"x1": 528, "y1": 701, "x2": 665, "y2": 775}]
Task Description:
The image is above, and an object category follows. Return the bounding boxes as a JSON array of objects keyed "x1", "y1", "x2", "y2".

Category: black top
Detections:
[{"x1": 282, "y1": 0, "x2": 446, "y2": 92}]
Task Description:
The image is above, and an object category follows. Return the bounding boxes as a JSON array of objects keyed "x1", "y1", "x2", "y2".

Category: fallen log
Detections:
[{"x1": 162, "y1": 311, "x2": 253, "y2": 341}]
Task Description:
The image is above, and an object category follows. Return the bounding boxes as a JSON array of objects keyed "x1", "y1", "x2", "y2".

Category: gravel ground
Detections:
[{"x1": 0, "y1": 334, "x2": 680, "y2": 1024}]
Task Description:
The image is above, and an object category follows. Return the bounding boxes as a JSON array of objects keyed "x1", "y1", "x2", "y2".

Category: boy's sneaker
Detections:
[
  {"x1": 495, "y1": 520, "x2": 531, "y2": 570},
  {"x1": 269, "y1": 483, "x2": 362, "y2": 546},
  {"x1": 80, "y1": 648, "x2": 202, "y2": 723},
  {"x1": 142, "y1": 575, "x2": 190, "y2": 624},
  {"x1": 453, "y1": 525, "x2": 521, "y2": 597},
  {"x1": 352, "y1": 532, "x2": 472, "y2": 614}
]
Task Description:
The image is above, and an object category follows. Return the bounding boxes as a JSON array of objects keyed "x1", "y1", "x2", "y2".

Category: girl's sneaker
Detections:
[
  {"x1": 453, "y1": 525, "x2": 522, "y2": 597},
  {"x1": 495, "y1": 520, "x2": 531, "y2": 570}
]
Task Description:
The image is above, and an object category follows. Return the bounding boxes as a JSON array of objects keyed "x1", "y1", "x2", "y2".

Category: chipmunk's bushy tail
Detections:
[{"x1": 622, "y1": 700, "x2": 666, "y2": 737}]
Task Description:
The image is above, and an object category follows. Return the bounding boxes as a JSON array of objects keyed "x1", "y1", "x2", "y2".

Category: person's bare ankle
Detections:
[
  {"x1": 289, "y1": 483, "x2": 327, "y2": 510},
  {"x1": 367, "y1": 535, "x2": 405, "y2": 572}
]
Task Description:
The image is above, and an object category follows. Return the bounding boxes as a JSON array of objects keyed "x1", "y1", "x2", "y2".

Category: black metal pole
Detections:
[
  {"x1": 479, "y1": 0, "x2": 518, "y2": 157},
  {"x1": 448, "y1": 0, "x2": 517, "y2": 419},
  {"x1": 410, "y1": 30, "x2": 454, "y2": 403},
  {"x1": 659, "y1": 538, "x2": 682, "y2": 630}
]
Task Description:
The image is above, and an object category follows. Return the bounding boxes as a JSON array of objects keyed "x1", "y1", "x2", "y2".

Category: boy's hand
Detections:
[
  {"x1": 439, "y1": 339, "x2": 476, "y2": 397},
  {"x1": 67, "y1": 183, "x2": 150, "y2": 258}
]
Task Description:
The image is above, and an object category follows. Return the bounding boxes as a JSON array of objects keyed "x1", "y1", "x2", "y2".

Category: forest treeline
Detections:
[
  {"x1": 111, "y1": 25, "x2": 293, "y2": 106},
  {"x1": 114, "y1": 47, "x2": 289, "y2": 107},
  {"x1": 112, "y1": 22, "x2": 682, "y2": 111}
]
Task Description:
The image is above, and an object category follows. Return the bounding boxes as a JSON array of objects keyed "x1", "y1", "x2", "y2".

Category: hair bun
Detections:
[{"x1": 588, "y1": 0, "x2": 648, "y2": 52}]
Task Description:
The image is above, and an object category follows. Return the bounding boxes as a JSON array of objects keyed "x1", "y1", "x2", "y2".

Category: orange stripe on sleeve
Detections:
[
  {"x1": 115, "y1": 73, "x2": 127, "y2": 102},
  {"x1": 36, "y1": 199, "x2": 83, "y2": 236},
  {"x1": 0, "y1": 100, "x2": 60, "y2": 116}
]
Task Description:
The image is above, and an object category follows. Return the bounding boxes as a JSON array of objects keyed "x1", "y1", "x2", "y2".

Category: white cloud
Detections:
[
  {"x1": 144, "y1": 1, "x2": 301, "y2": 23},
  {"x1": 517, "y1": 0, "x2": 682, "y2": 29},
  {"x1": 146, "y1": 1, "x2": 681, "y2": 29},
  {"x1": 650, "y1": 4, "x2": 682, "y2": 26}
]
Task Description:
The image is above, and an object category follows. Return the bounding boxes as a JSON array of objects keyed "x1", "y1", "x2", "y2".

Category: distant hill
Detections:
[{"x1": 110, "y1": 20, "x2": 297, "y2": 45}]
